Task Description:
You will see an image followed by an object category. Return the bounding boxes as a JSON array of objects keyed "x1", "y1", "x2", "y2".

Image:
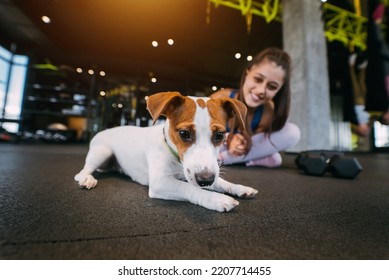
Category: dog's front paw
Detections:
[
  {"x1": 203, "y1": 193, "x2": 239, "y2": 212},
  {"x1": 235, "y1": 185, "x2": 258, "y2": 198},
  {"x1": 213, "y1": 178, "x2": 258, "y2": 199},
  {"x1": 74, "y1": 173, "x2": 97, "y2": 189}
]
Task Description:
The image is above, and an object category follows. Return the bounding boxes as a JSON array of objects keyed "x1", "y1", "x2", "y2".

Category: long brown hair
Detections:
[{"x1": 227, "y1": 47, "x2": 292, "y2": 153}]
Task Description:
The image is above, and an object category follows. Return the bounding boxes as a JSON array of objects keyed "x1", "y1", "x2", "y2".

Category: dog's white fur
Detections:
[{"x1": 75, "y1": 91, "x2": 258, "y2": 212}]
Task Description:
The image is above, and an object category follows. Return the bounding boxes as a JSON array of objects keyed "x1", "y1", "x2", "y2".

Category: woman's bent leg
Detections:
[{"x1": 219, "y1": 122, "x2": 300, "y2": 165}]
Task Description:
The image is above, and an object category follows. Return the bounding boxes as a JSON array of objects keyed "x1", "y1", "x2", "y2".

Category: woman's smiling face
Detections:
[{"x1": 242, "y1": 59, "x2": 286, "y2": 108}]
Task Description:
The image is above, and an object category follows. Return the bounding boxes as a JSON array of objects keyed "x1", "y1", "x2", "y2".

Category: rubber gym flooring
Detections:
[{"x1": 0, "y1": 143, "x2": 388, "y2": 259}]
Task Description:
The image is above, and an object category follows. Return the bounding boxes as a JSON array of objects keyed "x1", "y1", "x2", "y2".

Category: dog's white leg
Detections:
[
  {"x1": 148, "y1": 178, "x2": 240, "y2": 212},
  {"x1": 208, "y1": 177, "x2": 258, "y2": 198},
  {"x1": 74, "y1": 145, "x2": 113, "y2": 189}
]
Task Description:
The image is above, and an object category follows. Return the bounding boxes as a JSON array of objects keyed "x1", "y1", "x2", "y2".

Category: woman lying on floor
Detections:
[{"x1": 212, "y1": 47, "x2": 300, "y2": 168}]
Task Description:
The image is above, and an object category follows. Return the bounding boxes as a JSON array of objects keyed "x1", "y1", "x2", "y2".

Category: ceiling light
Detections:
[
  {"x1": 41, "y1": 15, "x2": 51, "y2": 24},
  {"x1": 151, "y1": 77, "x2": 157, "y2": 83},
  {"x1": 88, "y1": 69, "x2": 94, "y2": 75},
  {"x1": 247, "y1": 55, "x2": 253, "y2": 61},
  {"x1": 99, "y1": 71, "x2": 106, "y2": 76},
  {"x1": 235, "y1": 52, "x2": 241, "y2": 59},
  {"x1": 167, "y1": 39, "x2": 174, "y2": 46},
  {"x1": 212, "y1": 86, "x2": 217, "y2": 91},
  {"x1": 152, "y1": 41, "x2": 158, "y2": 47},
  {"x1": 100, "y1": 91, "x2": 106, "y2": 96},
  {"x1": 76, "y1": 67, "x2": 82, "y2": 73}
]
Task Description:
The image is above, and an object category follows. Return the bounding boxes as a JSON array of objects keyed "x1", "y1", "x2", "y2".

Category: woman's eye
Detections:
[
  {"x1": 179, "y1": 130, "x2": 192, "y2": 141},
  {"x1": 268, "y1": 84, "x2": 278, "y2": 91},
  {"x1": 267, "y1": 83, "x2": 279, "y2": 91}
]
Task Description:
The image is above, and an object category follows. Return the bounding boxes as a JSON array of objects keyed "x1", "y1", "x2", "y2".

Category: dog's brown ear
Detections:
[
  {"x1": 221, "y1": 98, "x2": 247, "y2": 132},
  {"x1": 146, "y1": 91, "x2": 184, "y2": 125}
]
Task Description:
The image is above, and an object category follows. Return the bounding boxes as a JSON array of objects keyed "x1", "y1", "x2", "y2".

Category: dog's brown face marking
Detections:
[
  {"x1": 147, "y1": 92, "x2": 246, "y2": 160},
  {"x1": 196, "y1": 98, "x2": 206, "y2": 109},
  {"x1": 206, "y1": 99, "x2": 229, "y2": 127},
  {"x1": 146, "y1": 92, "x2": 248, "y2": 190},
  {"x1": 167, "y1": 97, "x2": 227, "y2": 159},
  {"x1": 167, "y1": 97, "x2": 197, "y2": 159},
  {"x1": 206, "y1": 99, "x2": 229, "y2": 146}
]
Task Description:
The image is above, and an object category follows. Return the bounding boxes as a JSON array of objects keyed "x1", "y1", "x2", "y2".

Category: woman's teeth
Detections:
[{"x1": 251, "y1": 93, "x2": 264, "y2": 102}]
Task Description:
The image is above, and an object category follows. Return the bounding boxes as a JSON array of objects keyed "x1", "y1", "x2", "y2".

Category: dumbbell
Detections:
[{"x1": 295, "y1": 150, "x2": 362, "y2": 179}]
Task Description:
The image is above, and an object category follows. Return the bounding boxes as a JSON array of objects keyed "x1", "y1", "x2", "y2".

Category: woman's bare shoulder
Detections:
[
  {"x1": 254, "y1": 101, "x2": 274, "y2": 133},
  {"x1": 264, "y1": 100, "x2": 275, "y2": 111}
]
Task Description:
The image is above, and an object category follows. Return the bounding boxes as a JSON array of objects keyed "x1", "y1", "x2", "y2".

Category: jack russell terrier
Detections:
[{"x1": 75, "y1": 91, "x2": 258, "y2": 212}]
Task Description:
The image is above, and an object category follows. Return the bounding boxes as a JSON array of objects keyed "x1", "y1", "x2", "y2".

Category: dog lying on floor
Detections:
[{"x1": 75, "y1": 91, "x2": 258, "y2": 212}]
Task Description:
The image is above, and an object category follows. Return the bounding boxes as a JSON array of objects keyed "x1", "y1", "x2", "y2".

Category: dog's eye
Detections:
[
  {"x1": 213, "y1": 131, "x2": 225, "y2": 143},
  {"x1": 179, "y1": 130, "x2": 192, "y2": 142}
]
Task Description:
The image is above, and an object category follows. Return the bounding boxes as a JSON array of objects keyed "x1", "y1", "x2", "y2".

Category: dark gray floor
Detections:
[{"x1": 0, "y1": 143, "x2": 388, "y2": 259}]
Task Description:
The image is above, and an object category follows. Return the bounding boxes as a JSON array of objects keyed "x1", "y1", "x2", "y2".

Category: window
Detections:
[
  {"x1": 0, "y1": 45, "x2": 29, "y2": 133},
  {"x1": 373, "y1": 121, "x2": 389, "y2": 149}
]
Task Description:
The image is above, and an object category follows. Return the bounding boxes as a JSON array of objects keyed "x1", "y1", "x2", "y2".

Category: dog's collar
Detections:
[{"x1": 163, "y1": 127, "x2": 180, "y2": 161}]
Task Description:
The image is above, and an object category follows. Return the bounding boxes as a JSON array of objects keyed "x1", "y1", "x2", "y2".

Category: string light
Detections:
[{"x1": 41, "y1": 15, "x2": 51, "y2": 24}]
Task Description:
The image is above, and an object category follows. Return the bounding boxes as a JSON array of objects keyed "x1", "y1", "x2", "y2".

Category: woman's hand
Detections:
[{"x1": 228, "y1": 133, "x2": 247, "y2": 157}]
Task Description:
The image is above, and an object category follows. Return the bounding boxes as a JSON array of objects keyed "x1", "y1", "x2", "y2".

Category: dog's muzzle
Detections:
[{"x1": 195, "y1": 169, "x2": 215, "y2": 187}]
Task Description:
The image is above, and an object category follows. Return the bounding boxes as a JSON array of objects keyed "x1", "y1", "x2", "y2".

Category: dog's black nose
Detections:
[{"x1": 195, "y1": 170, "x2": 215, "y2": 187}]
